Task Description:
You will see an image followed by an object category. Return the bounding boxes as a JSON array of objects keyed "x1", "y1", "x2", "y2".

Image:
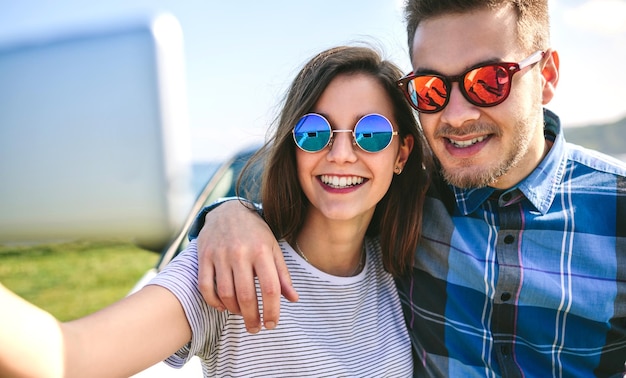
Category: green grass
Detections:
[{"x1": 0, "y1": 240, "x2": 158, "y2": 321}]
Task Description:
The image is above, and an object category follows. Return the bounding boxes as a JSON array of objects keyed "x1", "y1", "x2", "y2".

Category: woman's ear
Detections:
[
  {"x1": 541, "y1": 49, "x2": 560, "y2": 105},
  {"x1": 395, "y1": 134, "x2": 414, "y2": 171}
]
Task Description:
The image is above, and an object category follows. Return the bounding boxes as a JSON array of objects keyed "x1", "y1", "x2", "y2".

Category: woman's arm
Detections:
[
  {"x1": 0, "y1": 283, "x2": 64, "y2": 378},
  {"x1": 0, "y1": 283, "x2": 191, "y2": 378}
]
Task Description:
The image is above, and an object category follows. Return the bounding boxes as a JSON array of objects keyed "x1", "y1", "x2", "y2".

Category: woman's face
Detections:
[{"x1": 296, "y1": 73, "x2": 413, "y2": 225}]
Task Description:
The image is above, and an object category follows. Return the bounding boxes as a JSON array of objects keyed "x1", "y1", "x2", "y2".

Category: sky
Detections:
[{"x1": 0, "y1": 0, "x2": 625, "y2": 162}]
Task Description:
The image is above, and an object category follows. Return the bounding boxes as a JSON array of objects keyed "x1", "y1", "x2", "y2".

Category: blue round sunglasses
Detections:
[{"x1": 292, "y1": 113, "x2": 398, "y2": 153}]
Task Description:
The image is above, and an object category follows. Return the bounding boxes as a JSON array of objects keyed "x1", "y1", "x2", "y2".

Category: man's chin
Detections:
[{"x1": 441, "y1": 167, "x2": 497, "y2": 189}]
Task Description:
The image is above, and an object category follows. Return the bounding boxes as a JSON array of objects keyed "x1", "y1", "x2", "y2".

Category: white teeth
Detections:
[
  {"x1": 449, "y1": 135, "x2": 487, "y2": 148},
  {"x1": 320, "y1": 175, "x2": 364, "y2": 188}
]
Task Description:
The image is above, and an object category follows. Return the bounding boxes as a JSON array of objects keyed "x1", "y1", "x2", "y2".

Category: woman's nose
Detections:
[{"x1": 326, "y1": 130, "x2": 358, "y2": 163}]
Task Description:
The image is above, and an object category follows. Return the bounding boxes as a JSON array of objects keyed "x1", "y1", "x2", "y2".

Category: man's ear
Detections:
[{"x1": 541, "y1": 49, "x2": 560, "y2": 105}]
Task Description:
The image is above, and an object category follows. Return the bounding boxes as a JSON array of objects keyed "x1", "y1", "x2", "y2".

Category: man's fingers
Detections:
[
  {"x1": 193, "y1": 199, "x2": 292, "y2": 334},
  {"x1": 214, "y1": 263, "x2": 241, "y2": 315},
  {"x1": 233, "y1": 266, "x2": 262, "y2": 333},
  {"x1": 277, "y1": 258, "x2": 299, "y2": 304},
  {"x1": 253, "y1": 254, "x2": 283, "y2": 330},
  {"x1": 197, "y1": 262, "x2": 225, "y2": 312}
]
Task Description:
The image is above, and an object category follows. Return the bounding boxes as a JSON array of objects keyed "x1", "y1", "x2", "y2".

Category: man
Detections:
[{"x1": 190, "y1": 0, "x2": 626, "y2": 376}]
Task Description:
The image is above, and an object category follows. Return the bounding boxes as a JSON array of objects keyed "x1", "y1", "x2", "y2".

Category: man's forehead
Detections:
[{"x1": 409, "y1": 7, "x2": 519, "y2": 72}]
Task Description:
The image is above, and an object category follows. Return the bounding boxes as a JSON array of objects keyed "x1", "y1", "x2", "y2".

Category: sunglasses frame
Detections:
[
  {"x1": 292, "y1": 113, "x2": 398, "y2": 153},
  {"x1": 397, "y1": 50, "x2": 545, "y2": 113}
]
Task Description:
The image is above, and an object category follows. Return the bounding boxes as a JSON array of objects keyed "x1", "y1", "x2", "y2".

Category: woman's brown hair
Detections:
[{"x1": 238, "y1": 45, "x2": 431, "y2": 276}]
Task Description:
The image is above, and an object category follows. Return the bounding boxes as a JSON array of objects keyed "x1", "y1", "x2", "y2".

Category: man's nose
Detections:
[{"x1": 440, "y1": 83, "x2": 481, "y2": 127}]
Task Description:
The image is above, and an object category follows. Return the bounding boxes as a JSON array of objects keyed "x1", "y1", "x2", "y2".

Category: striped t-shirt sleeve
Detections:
[{"x1": 147, "y1": 239, "x2": 226, "y2": 368}]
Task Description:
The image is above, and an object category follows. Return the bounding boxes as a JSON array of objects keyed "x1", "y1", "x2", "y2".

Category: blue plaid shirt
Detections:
[{"x1": 396, "y1": 109, "x2": 626, "y2": 377}]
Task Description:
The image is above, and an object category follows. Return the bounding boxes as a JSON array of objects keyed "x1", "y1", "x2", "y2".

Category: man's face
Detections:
[{"x1": 410, "y1": 6, "x2": 555, "y2": 189}]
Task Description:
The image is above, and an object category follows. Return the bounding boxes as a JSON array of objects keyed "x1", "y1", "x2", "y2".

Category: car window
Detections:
[{"x1": 157, "y1": 146, "x2": 263, "y2": 267}]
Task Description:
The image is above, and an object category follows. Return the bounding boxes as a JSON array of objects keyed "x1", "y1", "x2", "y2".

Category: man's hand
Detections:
[{"x1": 196, "y1": 200, "x2": 298, "y2": 333}]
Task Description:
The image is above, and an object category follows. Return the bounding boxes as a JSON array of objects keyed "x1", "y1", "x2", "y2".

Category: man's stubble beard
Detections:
[{"x1": 438, "y1": 107, "x2": 541, "y2": 190}]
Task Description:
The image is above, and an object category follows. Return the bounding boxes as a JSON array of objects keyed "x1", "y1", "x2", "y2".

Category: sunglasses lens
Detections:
[
  {"x1": 404, "y1": 63, "x2": 515, "y2": 112},
  {"x1": 354, "y1": 114, "x2": 395, "y2": 152},
  {"x1": 463, "y1": 64, "x2": 511, "y2": 106},
  {"x1": 293, "y1": 114, "x2": 331, "y2": 152},
  {"x1": 406, "y1": 76, "x2": 448, "y2": 113}
]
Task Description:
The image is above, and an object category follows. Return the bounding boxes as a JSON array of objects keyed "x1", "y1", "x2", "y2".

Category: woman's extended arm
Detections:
[
  {"x1": 0, "y1": 282, "x2": 191, "y2": 378},
  {"x1": 0, "y1": 283, "x2": 64, "y2": 378}
]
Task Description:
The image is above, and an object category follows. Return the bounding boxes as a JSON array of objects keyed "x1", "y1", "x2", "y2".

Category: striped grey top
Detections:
[{"x1": 149, "y1": 237, "x2": 413, "y2": 377}]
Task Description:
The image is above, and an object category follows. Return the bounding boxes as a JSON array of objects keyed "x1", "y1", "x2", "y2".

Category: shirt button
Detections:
[
  {"x1": 501, "y1": 345, "x2": 510, "y2": 357},
  {"x1": 502, "y1": 192, "x2": 512, "y2": 202},
  {"x1": 504, "y1": 235, "x2": 515, "y2": 244},
  {"x1": 501, "y1": 292, "x2": 511, "y2": 301}
]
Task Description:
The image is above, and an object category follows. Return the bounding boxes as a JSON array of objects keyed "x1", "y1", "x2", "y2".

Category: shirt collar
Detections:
[{"x1": 453, "y1": 109, "x2": 566, "y2": 215}]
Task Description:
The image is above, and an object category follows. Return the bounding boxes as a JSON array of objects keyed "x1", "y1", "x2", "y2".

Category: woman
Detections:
[{"x1": 0, "y1": 45, "x2": 430, "y2": 377}]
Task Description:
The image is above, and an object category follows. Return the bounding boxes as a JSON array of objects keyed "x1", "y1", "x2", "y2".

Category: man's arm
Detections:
[{"x1": 193, "y1": 200, "x2": 298, "y2": 333}]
